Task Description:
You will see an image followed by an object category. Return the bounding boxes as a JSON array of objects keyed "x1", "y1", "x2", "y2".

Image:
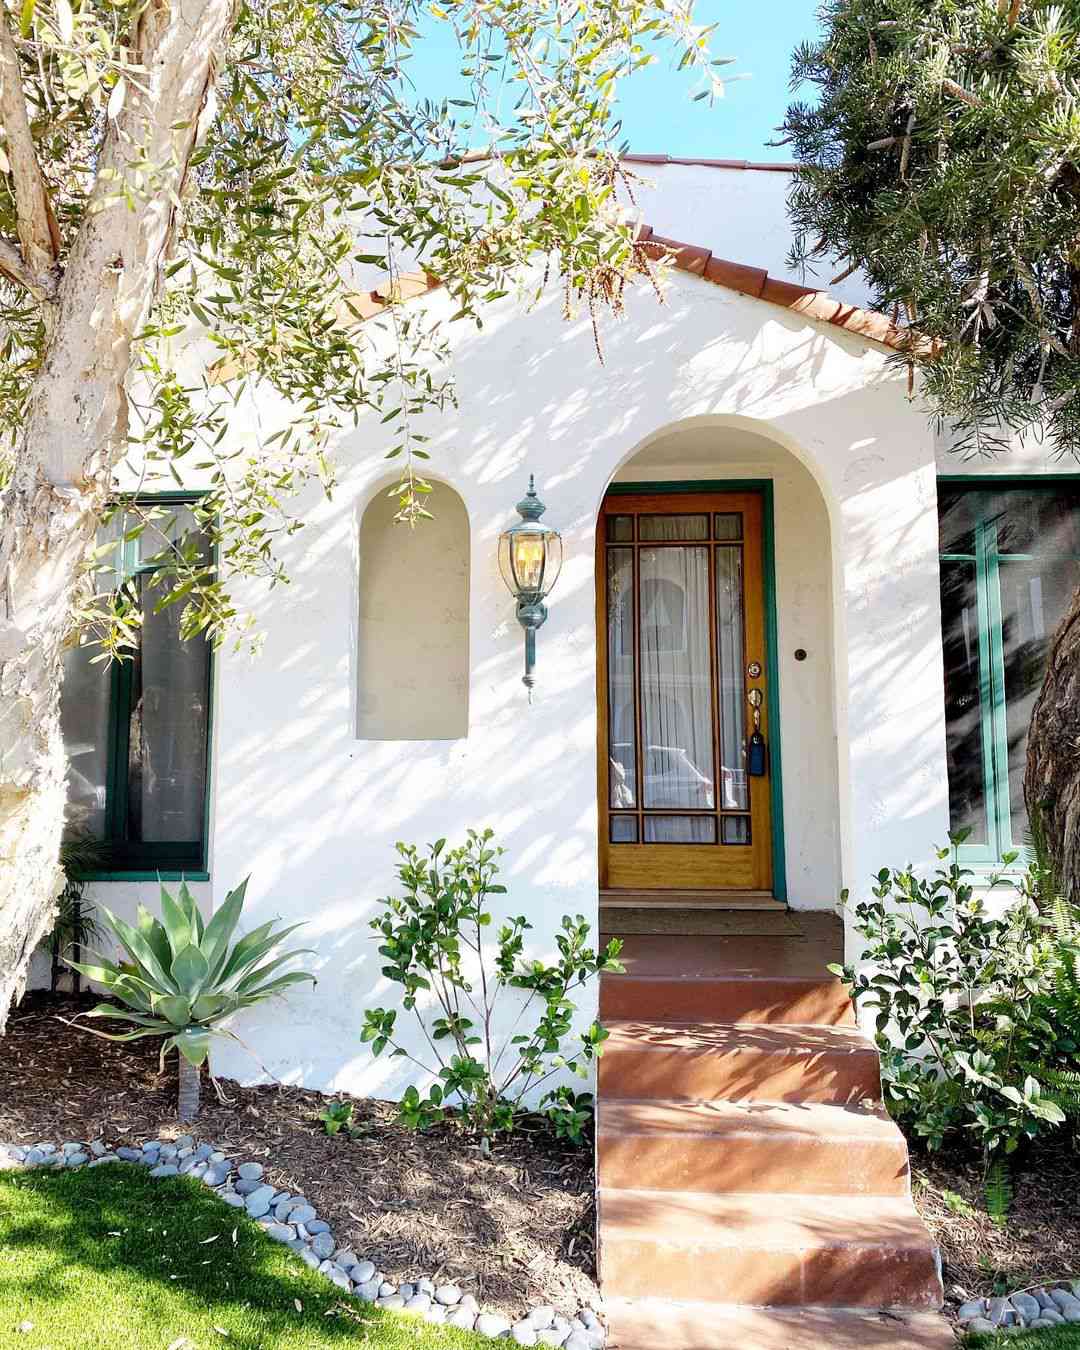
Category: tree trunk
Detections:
[
  {"x1": 0, "y1": 0, "x2": 236, "y2": 1032},
  {"x1": 1025, "y1": 582, "x2": 1080, "y2": 903},
  {"x1": 177, "y1": 1055, "x2": 202, "y2": 1124}
]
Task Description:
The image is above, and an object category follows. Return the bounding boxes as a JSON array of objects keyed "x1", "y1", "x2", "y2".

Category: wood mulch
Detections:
[
  {"x1": 912, "y1": 1133, "x2": 1080, "y2": 1314},
  {"x1": 0, "y1": 991, "x2": 599, "y2": 1321}
]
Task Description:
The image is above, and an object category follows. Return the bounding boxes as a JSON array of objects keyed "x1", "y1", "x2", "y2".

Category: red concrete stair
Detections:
[
  {"x1": 595, "y1": 913, "x2": 945, "y2": 1349},
  {"x1": 605, "y1": 1300, "x2": 955, "y2": 1350},
  {"x1": 599, "y1": 1020, "x2": 883, "y2": 1104},
  {"x1": 597, "y1": 1097, "x2": 911, "y2": 1196},
  {"x1": 597, "y1": 1188, "x2": 941, "y2": 1307}
]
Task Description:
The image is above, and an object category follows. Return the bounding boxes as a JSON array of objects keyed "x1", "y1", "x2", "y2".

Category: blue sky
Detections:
[{"x1": 404, "y1": 1, "x2": 823, "y2": 162}]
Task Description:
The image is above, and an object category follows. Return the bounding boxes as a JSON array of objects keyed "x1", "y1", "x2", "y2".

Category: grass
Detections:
[
  {"x1": 0, "y1": 1163, "x2": 492, "y2": 1350},
  {"x1": 966, "y1": 1330, "x2": 1080, "y2": 1347}
]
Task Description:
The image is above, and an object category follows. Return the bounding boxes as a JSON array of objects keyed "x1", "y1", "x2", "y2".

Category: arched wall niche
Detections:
[{"x1": 356, "y1": 480, "x2": 470, "y2": 740}]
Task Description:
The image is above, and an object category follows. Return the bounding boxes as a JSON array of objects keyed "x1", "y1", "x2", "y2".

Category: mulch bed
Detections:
[
  {"x1": 0, "y1": 991, "x2": 598, "y2": 1320},
  {"x1": 912, "y1": 1133, "x2": 1080, "y2": 1312}
]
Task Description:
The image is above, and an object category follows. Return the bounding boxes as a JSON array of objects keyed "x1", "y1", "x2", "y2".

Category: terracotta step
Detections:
[
  {"x1": 601, "y1": 935, "x2": 854, "y2": 1026},
  {"x1": 605, "y1": 1299, "x2": 954, "y2": 1350},
  {"x1": 597, "y1": 1098, "x2": 910, "y2": 1196},
  {"x1": 599, "y1": 1022, "x2": 882, "y2": 1104},
  {"x1": 597, "y1": 1188, "x2": 943, "y2": 1308}
]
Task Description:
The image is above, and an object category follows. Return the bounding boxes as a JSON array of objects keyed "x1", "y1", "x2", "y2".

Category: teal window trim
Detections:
[
  {"x1": 939, "y1": 477, "x2": 1080, "y2": 867},
  {"x1": 605, "y1": 478, "x2": 787, "y2": 901},
  {"x1": 70, "y1": 491, "x2": 214, "y2": 882}
]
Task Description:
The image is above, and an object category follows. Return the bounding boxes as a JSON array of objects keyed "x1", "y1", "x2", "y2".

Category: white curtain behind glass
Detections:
[{"x1": 639, "y1": 543, "x2": 715, "y2": 841}]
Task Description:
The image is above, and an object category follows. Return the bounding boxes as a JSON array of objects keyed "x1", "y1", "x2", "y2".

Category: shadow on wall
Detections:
[{"x1": 203, "y1": 275, "x2": 944, "y2": 1097}]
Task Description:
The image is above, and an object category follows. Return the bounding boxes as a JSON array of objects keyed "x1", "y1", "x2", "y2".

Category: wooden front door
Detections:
[{"x1": 597, "y1": 491, "x2": 773, "y2": 895}]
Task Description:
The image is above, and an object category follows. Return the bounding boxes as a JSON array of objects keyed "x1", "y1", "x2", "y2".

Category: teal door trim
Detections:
[{"x1": 604, "y1": 478, "x2": 787, "y2": 902}]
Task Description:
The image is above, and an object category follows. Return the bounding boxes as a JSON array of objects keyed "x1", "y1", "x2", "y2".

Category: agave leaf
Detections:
[
  {"x1": 191, "y1": 991, "x2": 238, "y2": 1022},
  {"x1": 234, "y1": 949, "x2": 316, "y2": 996},
  {"x1": 171, "y1": 944, "x2": 210, "y2": 998},
  {"x1": 64, "y1": 956, "x2": 125, "y2": 986},
  {"x1": 220, "y1": 923, "x2": 308, "y2": 986},
  {"x1": 76, "y1": 1022, "x2": 176, "y2": 1044},
  {"x1": 166, "y1": 1026, "x2": 211, "y2": 1066},
  {"x1": 237, "y1": 970, "x2": 316, "y2": 1001},
  {"x1": 79, "y1": 1002, "x2": 173, "y2": 1029},
  {"x1": 158, "y1": 885, "x2": 198, "y2": 960},
  {"x1": 135, "y1": 904, "x2": 172, "y2": 971},
  {"x1": 100, "y1": 907, "x2": 178, "y2": 994},
  {"x1": 201, "y1": 880, "x2": 249, "y2": 980},
  {"x1": 216, "y1": 919, "x2": 278, "y2": 981},
  {"x1": 176, "y1": 880, "x2": 205, "y2": 942},
  {"x1": 150, "y1": 992, "x2": 193, "y2": 1027}
]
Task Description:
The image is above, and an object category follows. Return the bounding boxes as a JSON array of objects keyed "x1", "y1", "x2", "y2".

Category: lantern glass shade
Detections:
[{"x1": 498, "y1": 525, "x2": 563, "y2": 600}]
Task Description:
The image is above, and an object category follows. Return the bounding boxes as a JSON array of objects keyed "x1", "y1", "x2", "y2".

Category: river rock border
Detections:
[
  {"x1": 0, "y1": 1138, "x2": 605, "y2": 1350},
  {"x1": 957, "y1": 1285, "x2": 1080, "y2": 1334}
]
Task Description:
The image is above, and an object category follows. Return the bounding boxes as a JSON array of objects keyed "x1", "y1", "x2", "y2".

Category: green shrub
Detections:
[
  {"x1": 362, "y1": 828, "x2": 623, "y2": 1145},
  {"x1": 833, "y1": 835, "x2": 1070, "y2": 1164},
  {"x1": 69, "y1": 879, "x2": 315, "y2": 1121}
]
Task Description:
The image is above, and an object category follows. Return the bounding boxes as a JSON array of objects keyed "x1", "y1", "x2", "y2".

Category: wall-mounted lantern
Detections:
[{"x1": 498, "y1": 475, "x2": 563, "y2": 695}]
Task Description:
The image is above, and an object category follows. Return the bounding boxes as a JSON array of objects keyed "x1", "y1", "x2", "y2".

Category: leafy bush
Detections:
[
  {"x1": 319, "y1": 1100, "x2": 356, "y2": 1136},
  {"x1": 69, "y1": 879, "x2": 315, "y2": 1121},
  {"x1": 834, "y1": 836, "x2": 1070, "y2": 1164},
  {"x1": 362, "y1": 828, "x2": 623, "y2": 1145}
]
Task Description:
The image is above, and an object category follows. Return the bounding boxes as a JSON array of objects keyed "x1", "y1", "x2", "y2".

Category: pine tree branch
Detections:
[
  {"x1": 0, "y1": 11, "x2": 60, "y2": 281},
  {"x1": 942, "y1": 78, "x2": 981, "y2": 108}
]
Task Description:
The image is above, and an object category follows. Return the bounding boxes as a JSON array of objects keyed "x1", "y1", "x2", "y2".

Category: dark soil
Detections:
[
  {"x1": 911, "y1": 1133, "x2": 1080, "y2": 1313},
  {"x1": 0, "y1": 991, "x2": 598, "y2": 1320}
]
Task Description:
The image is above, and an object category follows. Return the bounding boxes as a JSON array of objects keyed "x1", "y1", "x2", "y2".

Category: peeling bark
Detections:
[
  {"x1": 0, "y1": 0, "x2": 236, "y2": 1030},
  {"x1": 1025, "y1": 582, "x2": 1080, "y2": 903}
]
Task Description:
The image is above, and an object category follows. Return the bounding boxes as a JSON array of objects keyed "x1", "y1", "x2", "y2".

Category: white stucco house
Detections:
[{"x1": 46, "y1": 155, "x2": 1079, "y2": 1102}]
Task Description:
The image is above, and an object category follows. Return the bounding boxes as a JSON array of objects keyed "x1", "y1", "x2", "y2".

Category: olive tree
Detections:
[
  {"x1": 0, "y1": 0, "x2": 727, "y2": 1026},
  {"x1": 779, "y1": 0, "x2": 1080, "y2": 896}
]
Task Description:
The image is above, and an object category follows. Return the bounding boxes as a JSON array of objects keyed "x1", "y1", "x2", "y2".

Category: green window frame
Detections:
[
  {"x1": 939, "y1": 477, "x2": 1080, "y2": 866},
  {"x1": 62, "y1": 492, "x2": 213, "y2": 881}
]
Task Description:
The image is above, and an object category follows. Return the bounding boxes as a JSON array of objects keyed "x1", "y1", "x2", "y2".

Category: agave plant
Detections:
[{"x1": 68, "y1": 879, "x2": 314, "y2": 1121}]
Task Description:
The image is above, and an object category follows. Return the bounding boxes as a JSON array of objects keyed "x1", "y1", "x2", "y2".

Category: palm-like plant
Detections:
[{"x1": 68, "y1": 879, "x2": 314, "y2": 1121}]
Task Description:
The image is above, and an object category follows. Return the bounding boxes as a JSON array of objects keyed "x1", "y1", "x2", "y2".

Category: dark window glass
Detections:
[
  {"x1": 940, "y1": 560, "x2": 988, "y2": 845},
  {"x1": 60, "y1": 501, "x2": 212, "y2": 874}
]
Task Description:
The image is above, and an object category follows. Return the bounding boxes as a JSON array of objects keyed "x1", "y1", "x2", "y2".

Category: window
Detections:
[
  {"x1": 939, "y1": 482, "x2": 1080, "y2": 862},
  {"x1": 60, "y1": 498, "x2": 213, "y2": 876}
]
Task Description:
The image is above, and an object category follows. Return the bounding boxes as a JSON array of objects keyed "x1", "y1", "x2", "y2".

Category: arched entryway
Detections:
[{"x1": 595, "y1": 417, "x2": 841, "y2": 911}]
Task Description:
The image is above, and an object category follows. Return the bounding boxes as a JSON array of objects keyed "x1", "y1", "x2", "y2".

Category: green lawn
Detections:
[
  {"x1": 967, "y1": 1328, "x2": 1080, "y2": 1347},
  {"x1": 0, "y1": 1164, "x2": 491, "y2": 1350}
]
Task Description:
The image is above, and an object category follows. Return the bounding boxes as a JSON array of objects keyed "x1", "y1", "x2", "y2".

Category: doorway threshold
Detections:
[{"x1": 599, "y1": 889, "x2": 786, "y2": 911}]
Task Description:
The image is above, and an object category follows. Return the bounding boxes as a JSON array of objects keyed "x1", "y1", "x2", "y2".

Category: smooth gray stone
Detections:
[
  {"x1": 5, "y1": 1146, "x2": 26, "y2": 1162},
  {"x1": 64, "y1": 1152, "x2": 89, "y2": 1167},
  {"x1": 266, "y1": 1223, "x2": 296, "y2": 1243},
  {"x1": 1011, "y1": 1294, "x2": 1040, "y2": 1322},
  {"x1": 61, "y1": 1141, "x2": 83, "y2": 1154},
  {"x1": 220, "y1": 1192, "x2": 246, "y2": 1208},
  {"x1": 192, "y1": 1143, "x2": 214, "y2": 1161},
  {"x1": 461, "y1": 1295, "x2": 480, "y2": 1314},
  {"x1": 306, "y1": 1219, "x2": 330, "y2": 1235},
  {"x1": 159, "y1": 1144, "x2": 178, "y2": 1160},
  {"x1": 295, "y1": 1224, "x2": 310, "y2": 1241},
  {"x1": 300, "y1": 1248, "x2": 321, "y2": 1270},
  {"x1": 1052, "y1": 1291, "x2": 1080, "y2": 1312},
  {"x1": 270, "y1": 1190, "x2": 292, "y2": 1205},
  {"x1": 435, "y1": 1284, "x2": 462, "y2": 1306},
  {"x1": 174, "y1": 1134, "x2": 194, "y2": 1149},
  {"x1": 88, "y1": 1156, "x2": 119, "y2": 1168},
  {"x1": 1032, "y1": 1320, "x2": 1061, "y2": 1330},
  {"x1": 273, "y1": 1199, "x2": 295, "y2": 1222},
  {"x1": 150, "y1": 1164, "x2": 179, "y2": 1178},
  {"x1": 538, "y1": 1331, "x2": 568, "y2": 1348},
  {"x1": 1035, "y1": 1290, "x2": 1058, "y2": 1311},
  {"x1": 448, "y1": 1308, "x2": 477, "y2": 1331},
  {"x1": 399, "y1": 1284, "x2": 415, "y2": 1302},
  {"x1": 183, "y1": 1160, "x2": 207, "y2": 1182},
  {"x1": 237, "y1": 1161, "x2": 264, "y2": 1181},
  {"x1": 310, "y1": 1232, "x2": 335, "y2": 1260},
  {"x1": 529, "y1": 1306, "x2": 555, "y2": 1330},
  {"x1": 203, "y1": 1163, "x2": 230, "y2": 1187},
  {"x1": 959, "y1": 1300, "x2": 987, "y2": 1321},
  {"x1": 329, "y1": 1269, "x2": 351, "y2": 1291},
  {"x1": 209, "y1": 1151, "x2": 226, "y2": 1163},
  {"x1": 34, "y1": 1143, "x2": 56, "y2": 1154},
  {"x1": 512, "y1": 1321, "x2": 538, "y2": 1346},
  {"x1": 965, "y1": 1320, "x2": 995, "y2": 1334},
  {"x1": 417, "y1": 1278, "x2": 435, "y2": 1296},
  {"x1": 89, "y1": 1141, "x2": 107, "y2": 1157},
  {"x1": 426, "y1": 1305, "x2": 448, "y2": 1325},
  {"x1": 244, "y1": 1184, "x2": 276, "y2": 1217},
  {"x1": 288, "y1": 1204, "x2": 317, "y2": 1226},
  {"x1": 356, "y1": 1279, "x2": 381, "y2": 1302},
  {"x1": 476, "y1": 1313, "x2": 511, "y2": 1338},
  {"x1": 141, "y1": 1140, "x2": 161, "y2": 1153},
  {"x1": 1039, "y1": 1310, "x2": 1066, "y2": 1325},
  {"x1": 177, "y1": 1147, "x2": 193, "y2": 1160},
  {"x1": 578, "y1": 1311, "x2": 601, "y2": 1333},
  {"x1": 116, "y1": 1147, "x2": 141, "y2": 1162},
  {"x1": 334, "y1": 1248, "x2": 358, "y2": 1271},
  {"x1": 379, "y1": 1283, "x2": 396, "y2": 1298},
  {"x1": 404, "y1": 1293, "x2": 432, "y2": 1314},
  {"x1": 988, "y1": 1297, "x2": 1011, "y2": 1324},
  {"x1": 24, "y1": 1149, "x2": 44, "y2": 1165},
  {"x1": 350, "y1": 1260, "x2": 376, "y2": 1285},
  {"x1": 1064, "y1": 1309, "x2": 1080, "y2": 1324},
  {"x1": 377, "y1": 1296, "x2": 406, "y2": 1310},
  {"x1": 178, "y1": 1156, "x2": 204, "y2": 1175},
  {"x1": 287, "y1": 1239, "x2": 306, "y2": 1253},
  {"x1": 234, "y1": 1179, "x2": 260, "y2": 1196}
]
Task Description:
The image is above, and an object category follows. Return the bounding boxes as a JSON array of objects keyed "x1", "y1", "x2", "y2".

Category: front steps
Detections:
[{"x1": 596, "y1": 921, "x2": 944, "y2": 1348}]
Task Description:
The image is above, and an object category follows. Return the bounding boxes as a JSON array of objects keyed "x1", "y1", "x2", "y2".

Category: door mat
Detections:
[{"x1": 599, "y1": 907, "x2": 801, "y2": 937}]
